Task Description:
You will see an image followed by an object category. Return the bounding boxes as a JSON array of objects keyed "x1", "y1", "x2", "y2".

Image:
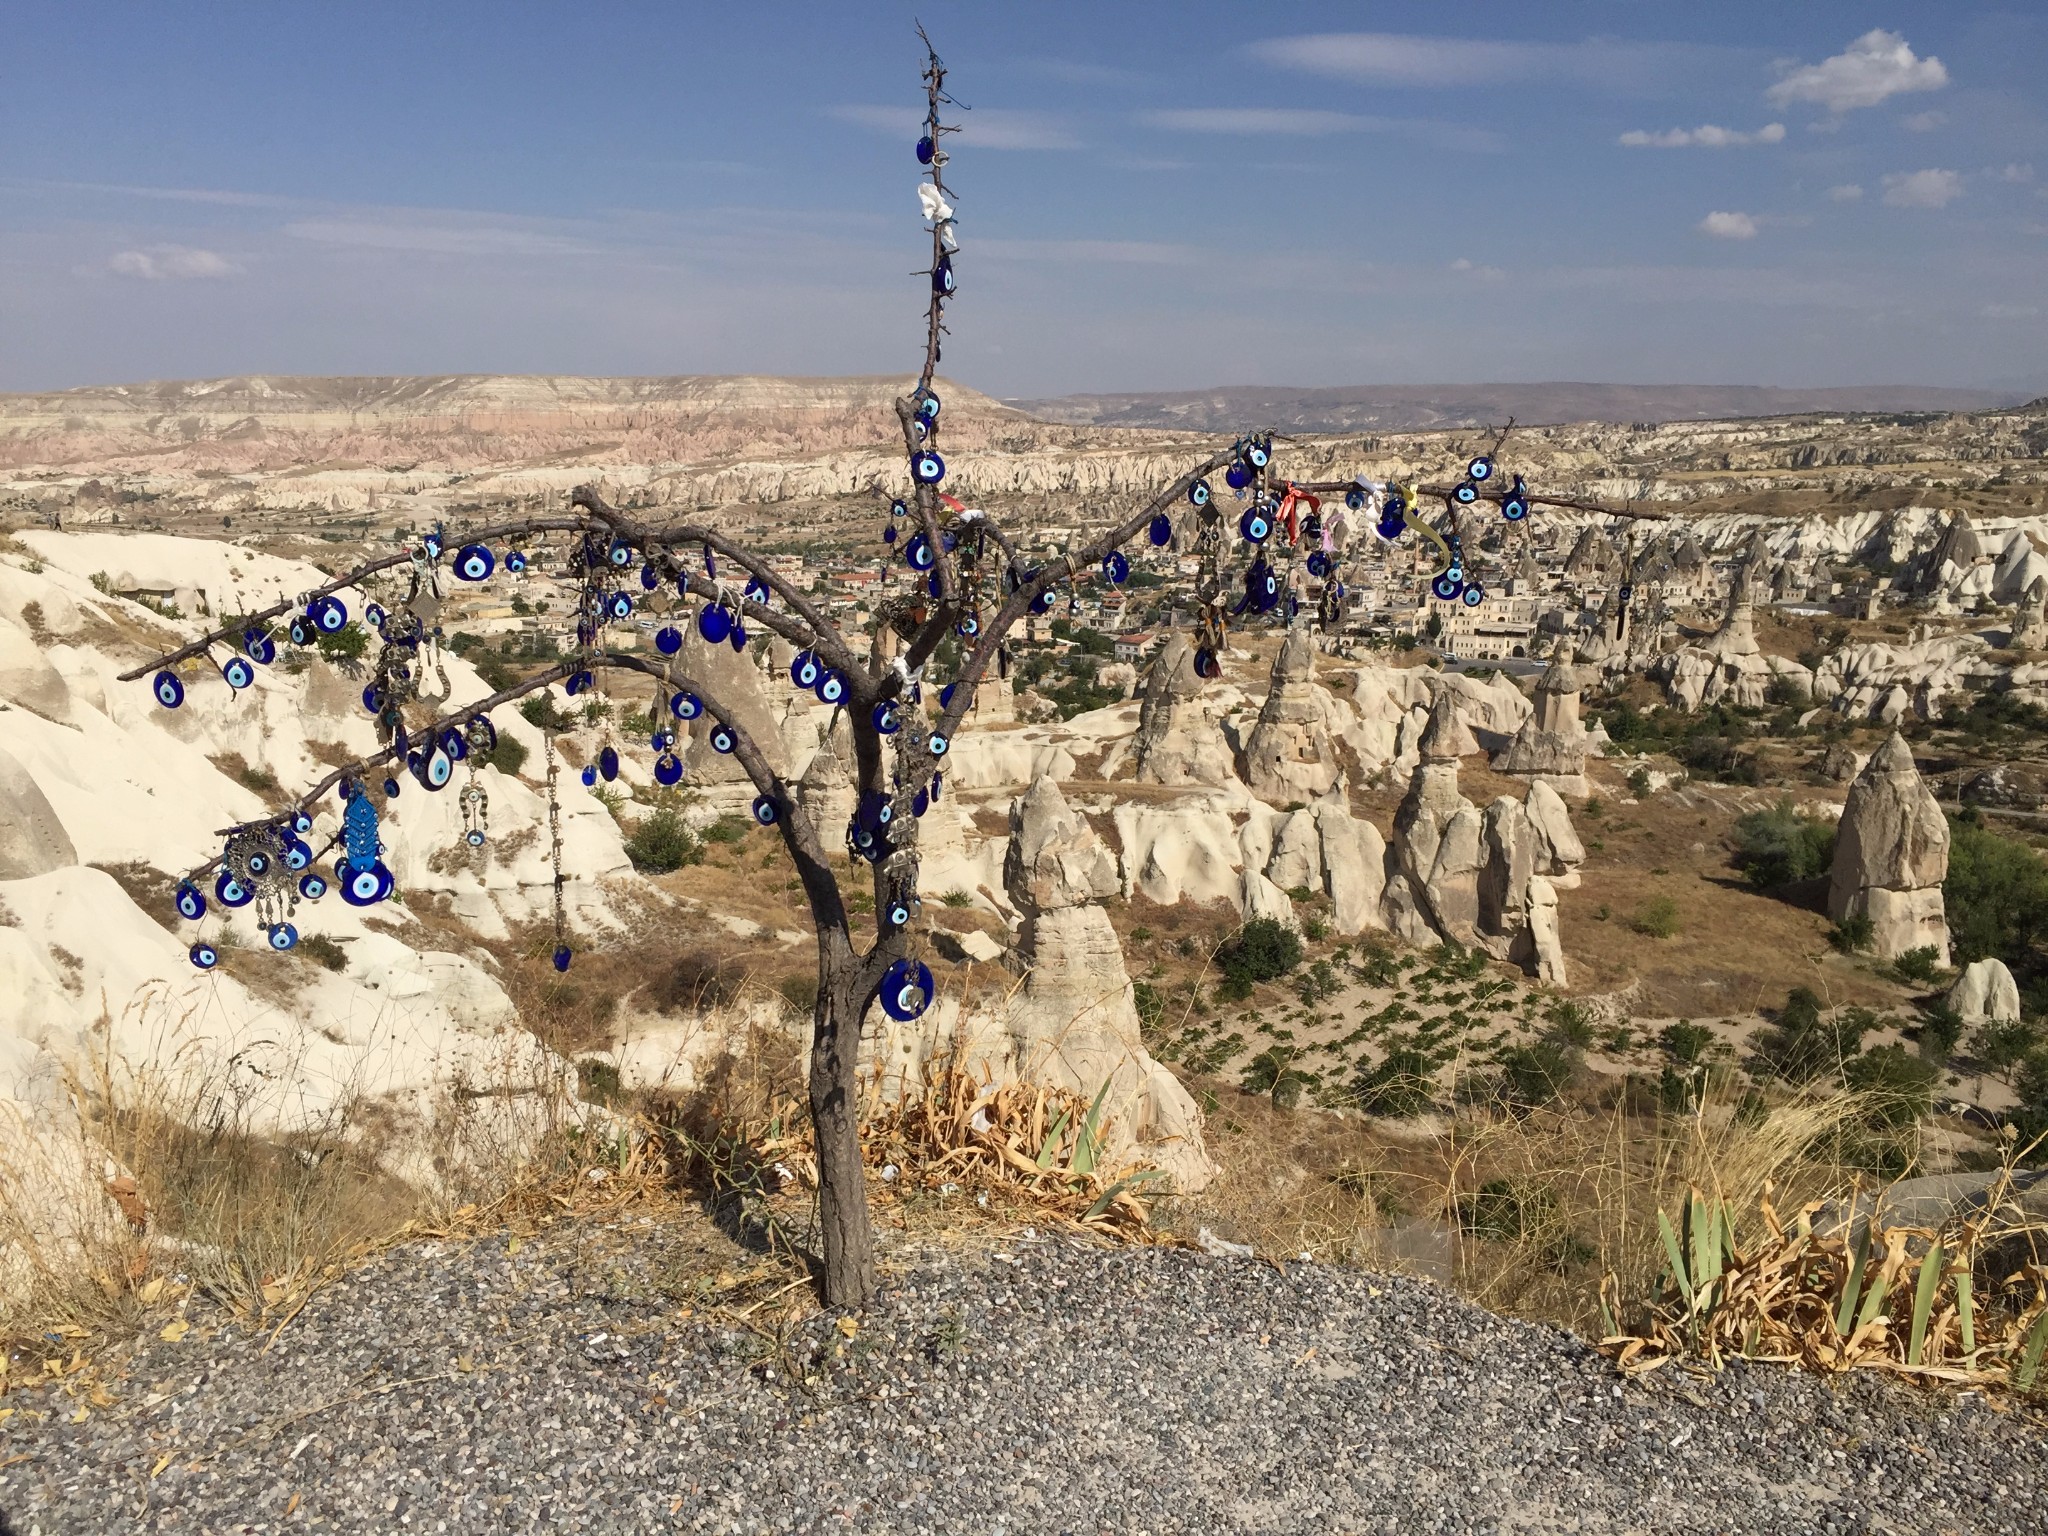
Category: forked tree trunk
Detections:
[{"x1": 809, "y1": 954, "x2": 876, "y2": 1307}]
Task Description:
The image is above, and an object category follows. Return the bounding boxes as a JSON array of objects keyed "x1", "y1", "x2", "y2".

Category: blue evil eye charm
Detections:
[
  {"x1": 1454, "y1": 480, "x2": 1479, "y2": 505},
  {"x1": 339, "y1": 862, "x2": 381, "y2": 906},
  {"x1": 879, "y1": 958, "x2": 935, "y2": 1022},
  {"x1": 886, "y1": 898, "x2": 912, "y2": 928},
  {"x1": 751, "y1": 794, "x2": 779, "y2": 826},
  {"x1": 424, "y1": 746, "x2": 454, "y2": 789},
  {"x1": 1432, "y1": 574, "x2": 1465, "y2": 602},
  {"x1": 930, "y1": 771, "x2": 943, "y2": 802},
  {"x1": 440, "y1": 727, "x2": 468, "y2": 762},
  {"x1": 506, "y1": 550, "x2": 528, "y2": 574},
  {"x1": 221, "y1": 656, "x2": 255, "y2": 691},
  {"x1": 607, "y1": 592, "x2": 633, "y2": 621},
  {"x1": 698, "y1": 604, "x2": 731, "y2": 644},
  {"x1": 598, "y1": 746, "x2": 619, "y2": 781},
  {"x1": 245, "y1": 848, "x2": 271, "y2": 877},
  {"x1": 567, "y1": 670, "x2": 594, "y2": 695},
  {"x1": 174, "y1": 883, "x2": 206, "y2": 921},
  {"x1": 365, "y1": 603, "x2": 387, "y2": 630},
  {"x1": 581, "y1": 765, "x2": 598, "y2": 788},
  {"x1": 744, "y1": 576, "x2": 770, "y2": 606},
  {"x1": 912, "y1": 787, "x2": 929, "y2": 819},
  {"x1": 384, "y1": 776, "x2": 401, "y2": 797},
  {"x1": 655, "y1": 626, "x2": 682, "y2": 655},
  {"x1": 956, "y1": 611, "x2": 980, "y2": 638},
  {"x1": 466, "y1": 829, "x2": 485, "y2": 848},
  {"x1": 729, "y1": 621, "x2": 747, "y2": 653},
  {"x1": 455, "y1": 544, "x2": 495, "y2": 581},
  {"x1": 189, "y1": 942, "x2": 219, "y2": 971},
  {"x1": 153, "y1": 670, "x2": 185, "y2": 709},
  {"x1": 292, "y1": 809, "x2": 314, "y2": 835},
  {"x1": 641, "y1": 562, "x2": 659, "y2": 591},
  {"x1": 1378, "y1": 514, "x2": 1406, "y2": 542},
  {"x1": 422, "y1": 531, "x2": 444, "y2": 560},
  {"x1": 1029, "y1": 588, "x2": 1053, "y2": 616},
  {"x1": 1187, "y1": 479, "x2": 1210, "y2": 509},
  {"x1": 1462, "y1": 583, "x2": 1486, "y2": 607},
  {"x1": 242, "y1": 628, "x2": 275, "y2": 665},
  {"x1": 882, "y1": 525, "x2": 898, "y2": 545},
  {"x1": 917, "y1": 392, "x2": 941, "y2": 423},
  {"x1": 289, "y1": 616, "x2": 314, "y2": 646},
  {"x1": 1467, "y1": 455, "x2": 1494, "y2": 483},
  {"x1": 939, "y1": 682, "x2": 957, "y2": 711},
  {"x1": 608, "y1": 540, "x2": 633, "y2": 568},
  {"x1": 299, "y1": 872, "x2": 328, "y2": 901},
  {"x1": 654, "y1": 751, "x2": 683, "y2": 786},
  {"x1": 791, "y1": 651, "x2": 822, "y2": 689},
  {"x1": 1307, "y1": 551, "x2": 1331, "y2": 578},
  {"x1": 1345, "y1": 488, "x2": 1366, "y2": 512},
  {"x1": 553, "y1": 945, "x2": 573, "y2": 973},
  {"x1": 1150, "y1": 514, "x2": 1173, "y2": 548},
  {"x1": 1194, "y1": 648, "x2": 1221, "y2": 680},
  {"x1": 709, "y1": 724, "x2": 737, "y2": 755},
  {"x1": 1240, "y1": 508, "x2": 1272, "y2": 544},
  {"x1": 670, "y1": 691, "x2": 703, "y2": 720},
  {"x1": 873, "y1": 702, "x2": 901, "y2": 735},
  {"x1": 1501, "y1": 476, "x2": 1530, "y2": 521},
  {"x1": 311, "y1": 596, "x2": 348, "y2": 633},
  {"x1": 1102, "y1": 551, "x2": 1130, "y2": 585},
  {"x1": 1243, "y1": 439, "x2": 1270, "y2": 470},
  {"x1": 917, "y1": 134, "x2": 934, "y2": 164},
  {"x1": 215, "y1": 872, "x2": 253, "y2": 908},
  {"x1": 932, "y1": 257, "x2": 955, "y2": 295},
  {"x1": 912, "y1": 451, "x2": 945, "y2": 485},
  {"x1": 283, "y1": 839, "x2": 311, "y2": 871},
  {"x1": 1225, "y1": 461, "x2": 1253, "y2": 492},
  {"x1": 267, "y1": 922, "x2": 298, "y2": 952},
  {"x1": 927, "y1": 732, "x2": 950, "y2": 757},
  {"x1": 817, "y1": 671, "x2": 847, "y2": 705},
  {"x1": 906, "y1": 533, "x2": 935, "y2": 571}
]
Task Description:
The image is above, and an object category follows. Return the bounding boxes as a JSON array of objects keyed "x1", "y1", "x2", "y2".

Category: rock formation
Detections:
[
  {"x1": 2014, "y1": 577, "x2": 2048, "y2": 650},
  {"x1": 993, "y1": 778, "x2": 1213, "y2": 1189},
  {"x1": 1945, "y1": 958, "x2": 2019, "y2": 1026},
  {"x1": 1649, "y1": 556, "x2": 1813, "y2": 710},
  {"x1": 1828, "y1": 733, "x2": 1950, "y2": 961},
  {"x1": 1492, "y1": 644, "x2": 1590, "y2": 797},
  {"x1": 1133, "y1": 633, "x2": 1232, "y2": 786},
  {"x1": 1241, "y1": 624, "x2": 1340, "y2": 802}
]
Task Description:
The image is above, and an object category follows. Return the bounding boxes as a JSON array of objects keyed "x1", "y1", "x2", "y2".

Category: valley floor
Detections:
[{"x1": 4, "y1": 1222, "x2": 2044, "y2": 1535}]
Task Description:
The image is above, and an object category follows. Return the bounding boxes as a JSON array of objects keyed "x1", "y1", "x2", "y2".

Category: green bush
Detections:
[
  {"x1": 1482, "y1": 1038, "x2": 1579, "y2": 1111},
  {"x1": 519, "y1": 693, "x2": 571, "y2": 731},
  {"x1": 1217, "y1": 917, "x2": 1302, "y2": 993},
  {"x1": 1751, "y1": 987, "x2": 1869, "y2": 1083},
  {"x1": 295, "y1": 933, "x2": 348, "y2": 972},
  {"x1": 1891, "y1": 945, "x2": 1942, "y2": 983},
  {"x1": 1843, "y1": 1044, "x2": 1939, "y2": 1127},
  {"x1": 701, "y1": 813, "x2": 750, "y2": 846},
  {"x1": 1658, "y1": 1021, "x2": 1716, "y2": 1064},
  {"x1": 475, "y1": 733, "x2": 528, "y2": 777},
  {"x1": 1945, "y1": 812, "x2": 2048, "y2": 976},
  {"x1": 1354, "y1": 1044, "x2": 1440, "y2": 1117},
  {"x1": 623, "y1": 808, "x2": 701, "y2": 874},
  {"x1": 1729, "y1": 798, "x2": 1836, "y2": 888},
  {"x1": 1630, "y1": 896, "x2": 1681, "y2": 938},
  {"x1": 313, "y1": 620, "x2": 369, "y2": 663},
  {"x1": 1970, "y1": 1017, "x2": 2042, "y2": 1082},
  {"x1": 1828, "y1": 912, "x2": 1875, "y2": 953}
]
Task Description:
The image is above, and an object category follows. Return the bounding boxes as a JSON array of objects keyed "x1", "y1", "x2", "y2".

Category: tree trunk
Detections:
[{"x1": 810, "y1": 963, "x2": 876, "y2": 1308}]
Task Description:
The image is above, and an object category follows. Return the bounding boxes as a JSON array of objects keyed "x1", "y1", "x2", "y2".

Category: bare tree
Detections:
[{"x1": 121, "y1": 34, "x2": 1645, "y2": 1307}]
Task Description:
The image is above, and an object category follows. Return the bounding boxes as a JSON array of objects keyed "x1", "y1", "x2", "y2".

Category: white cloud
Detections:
[
  {"x1": 284, "y1": 217, "x2": 599, "y2": 257},
  {"x1": 1903, "y1": 110, "x2": 1947, "y2": 132},
  {"x1": 1827, "y1": 184, "x2": 1865, "y2": 202},
  {"x1": 1996, "y1": 164, "x2": 2037, "y2": 184},
  {"x1": 825, "y1": 104, "x2": 1080, "y2": 151},
  {"x1": 1767, "y1": 30, "x2": 1947, "y2": 115},
  {"x1": 1881, "y1": 169, "x2": 1963, "y2": 208},
  {"x1": 1982, "y1": 303, "x2": 2041, "y2": 320},
  {"x1": 106, "y1": 245, "x2": 240, "y2": 280},
  {"x1": 1698, "y1": 211, "x2": 1759, "y2": 240},
  {"x1": 1449, "y1": 257, "x2": 1504, "y2": 280},
  {"x1": 1135, "y1": 107, "x2": 1500, "y2": 151},
  {"x1": 1246, "y1": 32, "x2": 1713, "y2": 91},
  {"x1": 1619, "y1": 123, "x2": 1785, "y2": 148}
]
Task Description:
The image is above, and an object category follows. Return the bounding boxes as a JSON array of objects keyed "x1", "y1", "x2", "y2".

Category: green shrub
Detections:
[
  {"x1": 623, "y1": 808, "x2": 701, "y2": 874},
  {"x1": 1945, "y1": 811, "x2": 2048, "y2": 976},
  {"x1": 1354, "y1": 1044, "x2": 1440, "y2": 1117},
  {"x1": 1891, "y1": 945, "x2": 1942, "y2": 983},
  {"x1": 519, "y1": 693, "x2": 571, "y2": 731},
  {"x1": 1658, "y1": 1021, "x2": 1715, "y2": 1064},
  {"x1": 701, "y1": 813, "x2": 750, "y2": 846},
  {"x1": 313, "y1": 621, "x2": 369, "y2": 663},
  {"x1": 1915, "y1": 1004, "x2": 1964, "y2": 1064},
  {"x1": 1626, "y1": 765, "x2": 1652, "y2": 798},
  {"x1": 1751, "y1": 988, "x2": 1869, "y2": 1083},
  {"x1": 938, "y1": 889, "x2": 973, "y2": 908},
  {"x1": 1843, "y1": 1044, "x2": 1938, "y2": 1127},
  {"x1": 1241, "y1": 1045, "x2": 1311, "y2": 1108},
  {"x1": 1970, "y1": 1017, "x2": 2042, "y2": 1083},
  {"x1": 295, "y1": 933, "x2": 348, "y2": 972},
  {"x1": 1481, "y1": 1038, "x2": 1579, "y2": 1111},
  {"x1": 1729, "y1": 798, "x2": 1836, "y2": 888},
  {"x1": 475, "y1": 733, "x2": 528, "y2": 777},
  {"x1": 1630, "y1": 896, "x2": 1680, "y2": 938},
  {"x1": 1217, "y1": 917, "x2": 1302, "y2": 993},
  {"x1": 1828, "y1": 912, "x2": 1875, "y2": 953}
]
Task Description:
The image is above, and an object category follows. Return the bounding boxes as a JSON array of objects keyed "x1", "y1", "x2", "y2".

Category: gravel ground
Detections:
[{"x1": 4, "y1": 1222, "x2": 2046, "y2": 1535}]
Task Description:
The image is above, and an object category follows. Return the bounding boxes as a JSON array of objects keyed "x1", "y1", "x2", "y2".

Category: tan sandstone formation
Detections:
[
  {"x1": 997, "y1": 778, "x2": 1213, "y2": 1188},
  {"x1": 1827, "y1": 734, "x2": 1950, "y2": 962},
  {"x1": 1650, "y1": 557, "x2": 1814, "y2": 711},
  {"x1": 1945, "y1": 958, "x2": 2019, "y2": 1026},
  {"x1": 1241, "y1": 625, "x2": 1341, "y2": 802},
  {"x1": 2014, "y1": 577, "x2": 2048, "y2": 651},
  {"x1": 1133, "y1": 633, "x2": 1232, "y2": 786},
  {"x1": 1492, "y1": 644, "x2": 1590, "y2": 798}
]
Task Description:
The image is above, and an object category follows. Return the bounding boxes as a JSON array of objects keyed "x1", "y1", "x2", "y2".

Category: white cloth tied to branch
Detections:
[{"x1": 918, "y1": 183, "x2": 954, "y2": 224}]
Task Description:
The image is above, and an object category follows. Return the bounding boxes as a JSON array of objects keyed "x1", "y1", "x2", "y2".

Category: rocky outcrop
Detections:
[
  {"x1": 1477, "y1": 783, "x2": 1586, "y2": 985},
  {"x1": 2014, "y1": 577, "x2": 2048, "y2": 651},
  {"x1": 1828, "y1": 734, "x2": 1950, "y2": 961},
  {"x1": 1649, "y1": 558, "x2": 1814, "y2": 710},
  {"x1": 0, "y1": 746, "x2": 77, "y2": 879},
  {"x1": 997, "y1": 779, "x2": 1212, "y2": 1189},
  {"x1": 1241, "y1": 625, "x2": 1340, "y2": 801},
  {"x1": 1945, "y1": 958, "x2": 2019, "y2": 1025},
  {"x1": 1133, "y1": 633, "x2": 1232, "y2": 786},
  {"x1": 1492, "y1": 645, "x2": 1590, "y2": 797}
]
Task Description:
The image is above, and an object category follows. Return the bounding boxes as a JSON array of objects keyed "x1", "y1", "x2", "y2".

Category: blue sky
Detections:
[{"x1": 3, "y1": 2, "x2": 2045, "y2": 396}]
